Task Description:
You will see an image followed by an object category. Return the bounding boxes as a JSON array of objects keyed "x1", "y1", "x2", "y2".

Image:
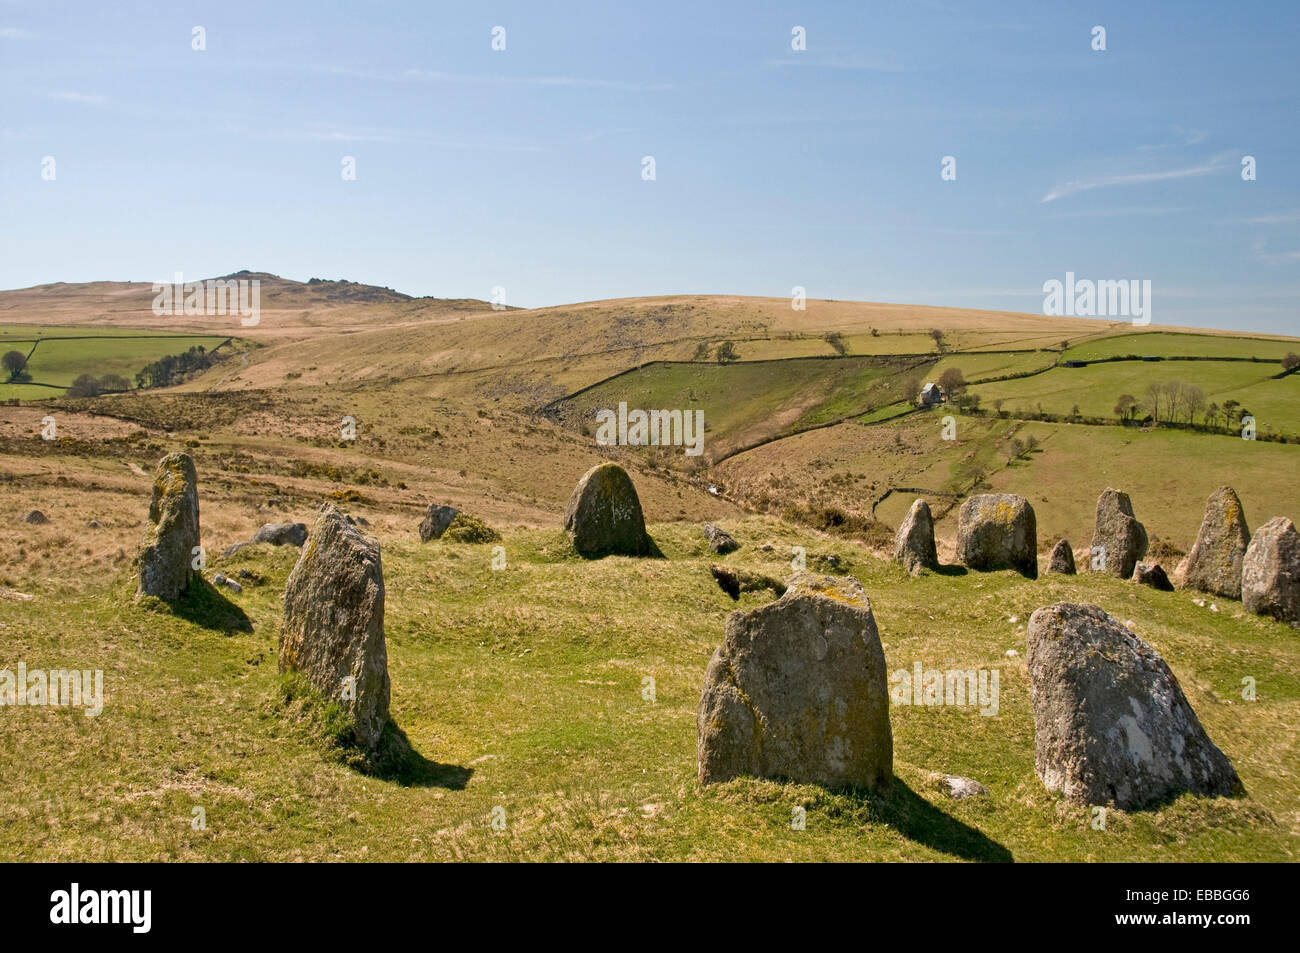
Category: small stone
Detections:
[
  {"x1": 22, "y1": 510, "x2": 47, "y2": 525},
  {"x1": 1133, "y1": 562, "x2": 1174, "y2": 591},
  {"x1": 702, "y1": 523, "x2": 739, "y2": 554}
]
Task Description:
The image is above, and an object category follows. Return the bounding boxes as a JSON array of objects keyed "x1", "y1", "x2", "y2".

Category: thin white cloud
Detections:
[
  {"x1": 1041, "y1": 158, "x2": 1226, "y2": 203},
  {"x1": 764, "y1": 54, "x2": 907, "y2": 72},
  {"x1": 1050, "y1": 206, "x2": 1193, "y2": 219},
  {"x1": 1232, "y1": 209, "x2": 1300, "y2": 225},
  {"x1": 230, "y1": 120, "x2": 544, "y2": 152},
  {"x1": 0, "y1": 26, "x2": 33, "y2": 38},
  {"x1": 317, "y1": 65, "x2": 670, "y2": 92},
  {"x1": 48, "y1": 91, "x2": 106, "y2": 104}
]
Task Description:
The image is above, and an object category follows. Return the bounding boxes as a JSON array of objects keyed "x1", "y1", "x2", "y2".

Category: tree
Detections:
[
  {"x1": 715, "y1": 340, "x2": 739, "y2": 364},
  {"x1": 902, "y1": 376, "x2": 922, "y2": 403},
  {"x1": 937, "y1": 367, "x2": 966, "y2": 401},
  {"x1": 1114, "y1": 394, "x2": 1137, "y2": 422},
  {"x1": 2, "y1": 350, "x2": 27, "y2": 381},
  {"x1": 1205, "y1": 402, "x2": 1219, "y2": 427},
  {"x1": 1284, "y1": 352, "x2": 1300, "y2": 372},
  {"x1": 1222, "y1": 398, "x2": 1241, "y2": 428},
  {"x1": 993, "y1": 398, "x2": 1005, "y2": 417},
  {"x1": 824, "y1": 331, "x2": 848, "y2": 356},
  {"x1": 691, "y1": 341, "x2": 710, "y2": 361},
  {"x1": 67, "y1": 373, "x2": 102, "y2": 398},
  {"x1": 1143, "y1": 381, "x2": 1162, "y2": 423},
  {"x1": 99, "y1": 373, "x2": 131, "y2": 392},
  {"x1": 1183, "y1": 384, "x2": 1206, "y2": 426},
  {"x1": 929, "y1": 328, "x2": 946, "y2": 353},
  {"x1": 1069, "y1": 404, "x2": 1081, "y2": 419}
]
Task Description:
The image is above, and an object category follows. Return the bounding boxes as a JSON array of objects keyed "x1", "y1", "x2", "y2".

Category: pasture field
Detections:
[
  {"x1": 1, "y1": 518, "x2": 1294, "y2": 862},
  {"x1": 1063, "y1": 331, "x2": 1299, "y2": 362},
  {"x1": 968, "y1": 360, "x2": 1294, "y2": 429},
  {"x1": 549, "y1": 356, "x2": 928, "y2": 460},
  {"x1": 0, "y1": 324, "x2": 233, "y2": 399}
]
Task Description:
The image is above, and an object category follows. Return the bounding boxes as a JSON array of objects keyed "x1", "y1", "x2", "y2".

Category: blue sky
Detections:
[{"x1": 2, "y1": 0, "x2": 1298, "y2": 333}]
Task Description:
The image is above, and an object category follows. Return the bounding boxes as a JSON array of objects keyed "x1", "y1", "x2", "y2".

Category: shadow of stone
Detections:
[
  {"x1": 933, "y1": 563, "x2": 969, "y2": 577},
  {"x1": 857, "y1": 778, "x2": 1013, "y2": 862},
  {"x1": 171, "y1": 578, "x2": 254, "y2": 633},
  {"x1": 351, "y1": 720, "x2": 474, "y2": 790}
]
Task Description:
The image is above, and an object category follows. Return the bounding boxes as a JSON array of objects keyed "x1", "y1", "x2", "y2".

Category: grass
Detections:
[
  {"x1": 0, "y1": 325, "x2": 232, "y2": 398},
  {"x1": 551, "y1": 357, "x2": 924, "y2": 459},
  {"x1": 0, "y1": 518, "x2": 1293, "y2": 861},
  {"x1": 968, "y1": 361, "x2": 1291, "y2": 428},
  {"x1": 1063, "y1": 331, "x2": 1299, "y2": 362}
]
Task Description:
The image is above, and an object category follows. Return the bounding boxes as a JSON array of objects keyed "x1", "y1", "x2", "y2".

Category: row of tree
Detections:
[
  {"x1": 1113, "y1": 380, "x2": 1248, "y2": 428},
  {"x1": 134, "y1": 345, "x2": 218, "y2": 389}
]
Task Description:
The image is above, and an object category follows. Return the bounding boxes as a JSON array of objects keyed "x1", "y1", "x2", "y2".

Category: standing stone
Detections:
[
  {"x1": 280, "y1": 503, "x2": 390, "y2": 750},
  {"x1": 1182, "y1": 486, "x2": 1251, "y2": 599},
  {"x1": 1242, "y1": 517, "x2": 1300, "y2": 627},
  {"x1": 563, "y1": 462, "x2": 651, "y2": 556},
  {"x1": 1090, "y1": 488, "x2": 1148, "y2": 579},
  {"x1": 703, "y1": 523, "x2": 739, "y2": 555},
  {"x1": 136, "y1": 452, "x2": 200, "y2": 602},
  {"x1": 252, "y1": 521, "x2": 308, "y2": 546},
  {"x1": 697, "y1": 572, "x2": 892, "y2": 789},
  {"x1": 1133, "y1": 562, "x2": 1174, "y2": 591},
  {"x1": 1047, "y1": 538, "x2": 1076, "y2": 574},
  {"x1": 418, "y1": 504, "x2": 459, "y2": 543},
  {"x1": 1026, "y1": 602, "x2": 1239, "y2": 809},
  {"x1": 892, "y1": 499, "x2": 937, "y2": 575},
  {"x1": 955, "y1": 493, "x2": 1037, "y2": 578},
  {"x1": 22, "y1": 510, "x2": 48, "y2": 525}
]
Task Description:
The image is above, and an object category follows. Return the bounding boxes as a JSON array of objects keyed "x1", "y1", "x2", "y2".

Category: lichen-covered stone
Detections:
[
  {"x1": 703, "y1": 523, "x2": 739, "y2": 555},
  {"x1": 697, "y1": 572, "x2": 892, "y2": 789},
  {"x1": 1133, "y1": 562, "x2": 1174, "y2": 591},
  {"x1": 1242, "y1": 517, "x2": 1300, "y2": 627},
  {"x1": 955, "y1": 493, "x2": 1037, "y2": 578},
  {"x1": 418, "y1": 504, "x2": 459, "y2": 542},
  {"x1": 892, "y1": 499, "x2": 937, "y2": 575},
  {"x1": 1047, "y1": 538, "x2": 1076, "y2": 575},
  {"x1": 563, "y1": 462, "x2": 651, "y2": 556},
  {"x1": 1182, "y1": 486, "x2": 1251, "y2": 599},
  {"x1": 280, "y1": 503, "x2": 390, "y2": 749},
  {"x1": 136, "y1": 452, "x2": 200, "y2": 602},
  {"x1": 1090, "y1": 488, "x2": 1148, "y2": 579},
  {"x1": 1027, "y1": 602, "x2": 1239, "y2": 809}
]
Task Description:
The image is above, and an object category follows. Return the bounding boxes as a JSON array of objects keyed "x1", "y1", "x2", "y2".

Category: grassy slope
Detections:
[{"x1": 0, "y1": 519, "x2": 1293, "y2": 862}]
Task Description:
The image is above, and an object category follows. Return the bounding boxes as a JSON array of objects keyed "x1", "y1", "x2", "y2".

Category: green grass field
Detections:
[
  {"x1": 1, "y1": 519, "x2": 1293, "y2": 861},
  {"x1": 968, "y1": 361, "x2": 1295, "y2": 430},
  {"x1": 553, "y1": 357, "x2": 928, "y2": 457},
  {"x1": 1063, "y1": 331, "x2": 1299, "y2": 362},
  {"x1": 0, "y1": 325, "x2": 232, "y2": 399}
]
